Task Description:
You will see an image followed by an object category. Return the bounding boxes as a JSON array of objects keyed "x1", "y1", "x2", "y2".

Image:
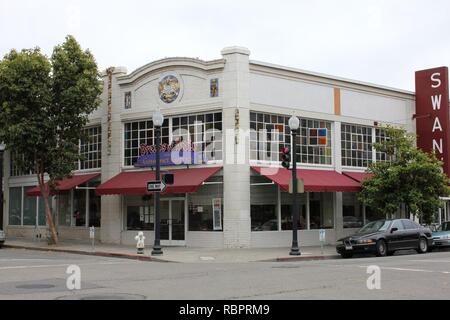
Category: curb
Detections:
[
  {"x1": 258, "y1": 254, "x2": 341, "y2": 262},
  {"x1": 3, "y1": 244, "x2": 172, "y2": 263}
]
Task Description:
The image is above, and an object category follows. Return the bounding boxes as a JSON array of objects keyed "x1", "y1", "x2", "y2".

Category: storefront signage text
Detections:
[
  {"x1": 415, "y1": 67, "x2": 450, "y2": 175},
  {"x1": 134, "y1": 142, "x2": 207, "y2": 167}
]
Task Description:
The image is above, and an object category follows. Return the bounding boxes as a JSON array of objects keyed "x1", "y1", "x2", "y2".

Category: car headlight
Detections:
[{"x1": 357, "y1": 239, "x2": 374, "y2": 244}]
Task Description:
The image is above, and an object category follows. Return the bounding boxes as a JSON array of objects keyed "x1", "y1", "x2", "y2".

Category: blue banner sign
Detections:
[{"x1": 134, "y1": 151, "x2": 206, "y2": 167}]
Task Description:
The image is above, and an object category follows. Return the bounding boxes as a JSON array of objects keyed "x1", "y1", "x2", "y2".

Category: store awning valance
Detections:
[
  {"x1": 26, "y1": 173, "x2": 101, "y2": 197},
  {"x1": 342, "y1": 171, "x2": 374, "y2": 184},
  {"x1": 251, "y1": 166, "x2": 361, "y2": 192},
  {"x1": 96, "y1": 167, "x2": 222, "y2": 196}
]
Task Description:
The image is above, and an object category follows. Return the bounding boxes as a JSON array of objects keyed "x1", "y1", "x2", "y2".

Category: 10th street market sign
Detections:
[
  {"x1": 415, "y1": 67, "x2": 450, "y2": 176},
  {"x1": 134, "y1": 142, "x2": 207, "y2": 167}
]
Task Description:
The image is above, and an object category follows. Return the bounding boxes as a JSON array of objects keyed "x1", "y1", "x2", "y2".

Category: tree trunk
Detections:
[{"x1": 37, "y1": 172, "x2": 58, "y2": 245}]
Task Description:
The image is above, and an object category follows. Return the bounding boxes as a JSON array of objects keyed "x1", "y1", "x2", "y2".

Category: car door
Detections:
[
  {"x1": 401, "y1": 220, "x2": 420, "y2": 249},
  {"x1": 387, "y1": 220, "x2": 406, "y2": 250}
]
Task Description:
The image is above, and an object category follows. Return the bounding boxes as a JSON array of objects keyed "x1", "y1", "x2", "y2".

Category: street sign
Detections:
[
  {"x1": 147, "y1": 180, "x2": 166, "y2": 193},
  {"x1": 289, "y1": 178, "x2": 305, "y2": 194}
]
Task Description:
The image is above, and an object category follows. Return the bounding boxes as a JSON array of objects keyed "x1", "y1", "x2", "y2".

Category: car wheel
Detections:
[
  {"x1": 376, "y1": 240, "x2": 387, "y2": 257},
  {"x1": 341, "y1": 252, "x2": 353, "y2": 259},
  {"x1": 418, "y1": 237, "x2": 428, "y2": 254}
]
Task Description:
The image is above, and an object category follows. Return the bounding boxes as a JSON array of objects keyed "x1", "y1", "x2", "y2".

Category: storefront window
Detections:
[
  {"x1": 250, "y1": 111, "x2": 332, "y2": 165},
  {"x1": 375, "y1": 128, "x2": 391, "y2": 162},
  {"x1": 342, "y1": 193, "x2": 364, "y2": 229},
  {"x1": 9, "y1": 187, "x2": 22, "y2": 225},
  {"x1": 341, "y1": 124, "x2": 373, "y2": 168},
  {"x1": 88, "y1": 189, "x2": 101, "y2": 227},
  {"x1": 126, "y1": 205, "x2": 154, "y2": 231},
  {"x1": 23, "y1": 187, "x2": 37, "y2": 226},
  {"x1": 251, "y1": 176, "x2": 277, "y2": 231},
  {"x1": 172, "y1": 112, "x2": 223, "y2": 162},
  {"x1": 281, "y1": 192, "x2": 307, "y2": 230},
  {"x1": 189, "y1": 179, "x2": 223, "y2": 231},
  {"x1": 38, "y1": 197, "x2": 46, "y2": 226},
  {"x1": 58, "y1": 193, "x2": 72, "y2": 226},
  {"x1": 73, "y1": 189, "x2": 86, "y2": 227},
  {"x1": 9, "y1": 153, "x2": 34, "y2": 177},
  {"x1": 365, "y1": 206, "x2": 386, "y2": 223},
  {"x1": 80, "y1": 126, "x2": 102, "y2": 170},
  {"x1": 310, "y1": 192, "x2": 334, "y2": 229},
  {"x1": 125, "y1": 196, "x2": 154, "y2": 231}
]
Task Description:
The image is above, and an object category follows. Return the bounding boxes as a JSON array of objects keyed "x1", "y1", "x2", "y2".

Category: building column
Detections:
[
  {"x1": 334, "y1": 192, "x2": 344, "y2": 240},
  {"x1": 100, "y1": 67, "x2": 127, "y2": 244},
  {"x1": 221, "y1": 47, "x2": 251, "y2": 248},
  {"x1": 333, "y1": 121, "x2": 344, "y2": 241}
]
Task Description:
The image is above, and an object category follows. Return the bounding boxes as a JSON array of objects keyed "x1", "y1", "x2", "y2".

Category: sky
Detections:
[{"x1": 0, "y1": 0, "x2": 449, "y2": 92}]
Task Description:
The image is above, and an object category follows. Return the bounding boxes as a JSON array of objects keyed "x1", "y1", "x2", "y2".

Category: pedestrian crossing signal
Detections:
[{"x1": 281, "y1": 147, "x2": 291, "y2": 169}]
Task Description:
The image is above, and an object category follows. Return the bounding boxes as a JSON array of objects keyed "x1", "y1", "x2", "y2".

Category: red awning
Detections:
[
  {"x1": 27, "y1": 173, "x2": 101, "y2": 197},
  {"x1": 342, "y1": 171, "x2": 374, "y2": 183},
  {"x1": 251, "y1": 166, "x2": 361, "y2": 192},
  {"x1": 96, "y1": 167, "x2": 222, "y2": 196}
]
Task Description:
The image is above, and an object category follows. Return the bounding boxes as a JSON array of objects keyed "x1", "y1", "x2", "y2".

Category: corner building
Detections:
[{"x1": 5, "y1": 46, "x2": 440, "y2": 248}]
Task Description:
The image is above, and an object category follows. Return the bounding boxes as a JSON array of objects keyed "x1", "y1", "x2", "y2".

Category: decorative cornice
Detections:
[{"x1": 116, "y1": 57, "x2": 226, "y2": 85}]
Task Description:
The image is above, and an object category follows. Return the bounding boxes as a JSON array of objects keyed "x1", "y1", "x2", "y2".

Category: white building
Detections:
[{"x1": 3, "y1": 46, "x2": 447, "y2": 248}]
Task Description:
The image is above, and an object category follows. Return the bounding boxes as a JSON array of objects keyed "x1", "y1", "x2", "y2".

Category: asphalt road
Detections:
[{"x1": 0, "y1": 247, "x2": 449, "y2": 300}]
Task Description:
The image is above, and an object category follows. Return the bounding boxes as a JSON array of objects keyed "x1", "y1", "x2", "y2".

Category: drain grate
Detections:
[{"x1": 16, "y1": 284, "x2": 56, "y2": 290}]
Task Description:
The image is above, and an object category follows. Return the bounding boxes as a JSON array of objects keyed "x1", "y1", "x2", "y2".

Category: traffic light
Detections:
[
  {"x1": 163, "y1": 173, "x2": 174, "y2": 185},
  {"x1": 281, "y1": 147, "x2": 291, "y2": 169}
]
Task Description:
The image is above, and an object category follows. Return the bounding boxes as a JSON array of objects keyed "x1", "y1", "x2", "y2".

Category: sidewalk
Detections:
[{"x1": 2, "y1": 238, "x2": 341, "y2": 263}]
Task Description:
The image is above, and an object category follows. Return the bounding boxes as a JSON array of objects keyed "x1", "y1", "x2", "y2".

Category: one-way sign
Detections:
[{"x1": 147, "y1": 180, "x2": 166, "y2": 193}]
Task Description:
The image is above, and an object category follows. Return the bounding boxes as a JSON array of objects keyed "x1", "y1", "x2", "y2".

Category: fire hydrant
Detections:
[{"x1": 135, "y1": 231, "x2": 145, "y2": 254}]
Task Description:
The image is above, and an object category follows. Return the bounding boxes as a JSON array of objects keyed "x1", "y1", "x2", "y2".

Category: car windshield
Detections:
[
  {"x1": 438, "y1": 222, "x2": 450, "y2": 232},
  {"x1": 358, "y1": 220, "x2": 391, "y2": 234}
]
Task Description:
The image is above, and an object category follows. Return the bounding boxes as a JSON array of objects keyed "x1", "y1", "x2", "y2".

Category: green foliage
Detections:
[
  {"x1": 0, "y1": 35, "x2": 102, "y2": 182},
  {"x1": 359, "y1": 125, "x2": 449, "y2": 225},
  {"x1": 0, "y1": 36, "x2": 102, "y2": 243}
]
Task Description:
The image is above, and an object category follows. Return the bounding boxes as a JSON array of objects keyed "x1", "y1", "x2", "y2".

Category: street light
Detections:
[
  {"x1": 288, "y1": 116, "x2": 301, "y2": 256},
  {"x1": 0, "y1": 143, "x2": 5, "y2": 229},
  {"x1": 151, "y1": 110, "x2": 164, "y2": 256}
]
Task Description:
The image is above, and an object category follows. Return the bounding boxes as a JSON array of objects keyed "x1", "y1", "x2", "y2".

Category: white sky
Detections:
[{"x1": 1, "y1": 0, "x2": 449, "y2": 92}]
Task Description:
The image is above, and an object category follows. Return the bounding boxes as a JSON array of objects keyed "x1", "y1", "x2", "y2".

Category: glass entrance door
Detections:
[{"x1": 160, "y1": 199, "x2": 185, "y2": 246}]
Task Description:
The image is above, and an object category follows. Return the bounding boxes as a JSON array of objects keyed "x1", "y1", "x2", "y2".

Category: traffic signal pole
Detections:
[{"x1": 290, "y1": 129, "x2": 301, "y2": 256}]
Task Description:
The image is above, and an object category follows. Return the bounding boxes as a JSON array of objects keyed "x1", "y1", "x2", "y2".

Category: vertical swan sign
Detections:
[{"x1": 415, "y1": 67, "x2": 450, "y2": 176}]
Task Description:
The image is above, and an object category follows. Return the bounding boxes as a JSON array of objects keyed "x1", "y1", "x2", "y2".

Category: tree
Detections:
[
  {"x1": 359, "y1": 125, "x2": 450, "y2": 225},
  {"x1": 0, "y1": 36, "x2": 102, "y2": 244}
]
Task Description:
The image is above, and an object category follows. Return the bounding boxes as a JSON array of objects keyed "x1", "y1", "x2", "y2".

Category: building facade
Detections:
[{"x1": 3, "y1": 47, "x2": 449, "y2": 248}]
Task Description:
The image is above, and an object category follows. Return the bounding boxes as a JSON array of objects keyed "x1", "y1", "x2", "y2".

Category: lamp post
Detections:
[
  {"x1": 151, "y1": 110, "x2": 164, "y2": 256},
  {"x1": 288, "y1": 116, "x2": 301, "y2": 256},
  {"x1": 0, "y1": 143, "x2": 5, "y2": 229}
]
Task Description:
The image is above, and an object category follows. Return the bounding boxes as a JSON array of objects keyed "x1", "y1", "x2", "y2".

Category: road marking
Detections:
[
  {"x1": 408, "y1": 259, "x2": 450, "y2": 263},
  {"x1": 358, "y1": 265, "x2": 450, "y2": 275},
  {"x1": 0, "y1": 259, "x2": 54, "y2": 262},
  {"x1": 0, "y1": 261, "x2": 137, "y2": 271}
]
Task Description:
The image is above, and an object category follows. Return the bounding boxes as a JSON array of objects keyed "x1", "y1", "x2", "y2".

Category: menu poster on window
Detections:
[
  {"x1": 150, "y1": 206, "x2": 155, "y2": 223},
  {"x1": 212, "y1": 198, "x2": 222, "y2": 231},
  {"x1": 144, "y1": 207, "x2": 150, "y2": 223},
  {"x1": 139, "y1": 207, "x2": 144, "y2": 222}
]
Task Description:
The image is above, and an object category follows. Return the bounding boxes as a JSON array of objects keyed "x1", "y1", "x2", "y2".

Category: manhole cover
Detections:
[
  {"x1": 16, "y1": 284, "x2": 56, "y2": 289},
  {"x1": 56, "y1": 293, "x2": 146, "y2": 300}
]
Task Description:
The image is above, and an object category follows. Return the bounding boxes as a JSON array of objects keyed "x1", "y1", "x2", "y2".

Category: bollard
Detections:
[{"x1": 135, "y1": 231, "x2": 145, "y2": 254}]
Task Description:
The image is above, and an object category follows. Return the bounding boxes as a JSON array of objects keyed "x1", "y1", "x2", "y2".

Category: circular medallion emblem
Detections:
[{"x1": 158, "y1": 75, "x2": 180, "y2": 104}]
